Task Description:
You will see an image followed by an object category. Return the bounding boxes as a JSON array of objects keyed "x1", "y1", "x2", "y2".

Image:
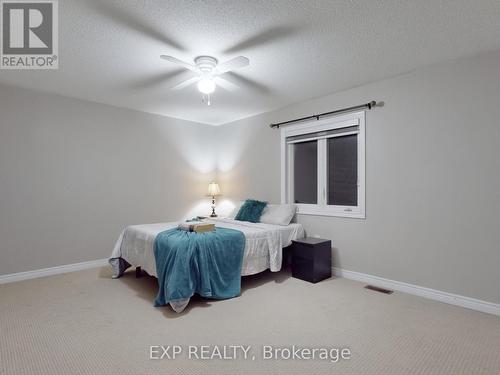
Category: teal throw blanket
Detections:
[{"x1": 153, "y1": 228, "x2": 245, "y2": 307}]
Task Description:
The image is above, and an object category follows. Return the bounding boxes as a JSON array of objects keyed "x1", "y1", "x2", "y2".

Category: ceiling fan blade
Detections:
[
  {"x1": 217, "y1": 56, "x2": 249, "y2": 74},
  {"x1": 224, "y1": 72, "x2": 270, "y2": 94},
  {"x1": 86, "y1": 1, "x2": 185, "y2": 51},
  {"x1": 170, "y1": 76, "x2": 200, "y2": 90},
  {"x1": 160, "y1": 55, "x2": 196, "y2": 72},
  {"x1": 127, "y1": 69, "x2": 187, "y2": 89},
  {"x1": 214, "y1": 77, "x2": 239, "y2": 91},
  {"x1": 224, "y1": 26, "x2": 298, "y2": 54}
]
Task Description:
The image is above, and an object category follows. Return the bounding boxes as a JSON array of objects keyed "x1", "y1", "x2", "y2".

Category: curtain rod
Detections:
[{"x1": 269, "y1": 100, "x2": 378, "y2": 129}]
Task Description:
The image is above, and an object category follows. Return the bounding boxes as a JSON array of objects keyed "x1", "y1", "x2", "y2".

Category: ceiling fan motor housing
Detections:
[{"x1": 195, "y1": 56, "x2": 218, "y2": 74}]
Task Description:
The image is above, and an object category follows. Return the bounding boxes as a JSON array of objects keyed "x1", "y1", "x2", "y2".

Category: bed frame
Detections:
[{"x1": 133, "y1": 245, "x2": 294, "y2": 279}]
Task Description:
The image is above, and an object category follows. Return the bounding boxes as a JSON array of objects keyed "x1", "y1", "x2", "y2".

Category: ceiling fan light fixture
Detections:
[
  {"x1": 197, "y1": 78, "x2": 216, "y2": 94},
  {"x1": 160, "y1": 54, "x2": 249, "y2": 100}
]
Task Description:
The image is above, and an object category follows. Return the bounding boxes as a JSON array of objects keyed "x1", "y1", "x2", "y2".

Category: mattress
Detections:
[{"x1": 110, "y1": 218, "x2": 305, "y2": 278}]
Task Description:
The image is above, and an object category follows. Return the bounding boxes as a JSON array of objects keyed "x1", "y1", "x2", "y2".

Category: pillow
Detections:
[
  {"x1": 227, "y1": 201, "x2": 244, "y2": 219},
  {"x1": 260, "y1": 204, "x2": 297, "y2": 226},
  {"x1": 234, "y1": 199, "x2": 267, "y2": 223}
]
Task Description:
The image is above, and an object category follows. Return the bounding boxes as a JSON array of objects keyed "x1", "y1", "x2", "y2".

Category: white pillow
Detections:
[
  {"x1": 227, "y1": 201, "x2": 244, "y2": 219},
  {"x1": 260, "y1": 204, "x2": 296, "y2": 226}
]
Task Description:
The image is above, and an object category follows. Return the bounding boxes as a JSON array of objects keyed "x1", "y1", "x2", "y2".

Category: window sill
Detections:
[{"x1": 296, "y1": 206, "x2": 365, "y2": 219}]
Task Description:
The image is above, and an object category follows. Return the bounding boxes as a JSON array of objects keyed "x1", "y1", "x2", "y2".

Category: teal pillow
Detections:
[{"x1": 235, "y1": 199, "x2": 267, "y2": 223}]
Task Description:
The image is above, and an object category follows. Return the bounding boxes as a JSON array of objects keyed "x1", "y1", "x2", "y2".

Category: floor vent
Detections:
[{"x1": 365, "y1": 285, "x2": 394, "y2": 294}]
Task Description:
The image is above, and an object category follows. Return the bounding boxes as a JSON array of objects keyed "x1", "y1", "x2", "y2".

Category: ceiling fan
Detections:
[{"x1": 160, "y1": 55, "x2": 249, "y2": 105}]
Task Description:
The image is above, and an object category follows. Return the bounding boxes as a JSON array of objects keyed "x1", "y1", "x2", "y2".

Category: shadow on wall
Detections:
[
  {"x1": 215, "y1": 123, "x2": 258, "y2": 201},
  {"x1": 161, "y1": 121, "x2": 216, "y2": 175},
  {"x1": 156, "y1": 120, "x2": 218, "y2": 222},
  {"x1": 215, "y1": 119, "x2": 257, "y2": 173},
  {"x1": 331, "y1": 246, "x2": 341, "y2": 269}
]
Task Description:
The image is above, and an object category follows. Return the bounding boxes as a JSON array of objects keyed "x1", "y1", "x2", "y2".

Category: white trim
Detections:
[
  {"x1": 286, "y1": 130, "x2": 359, "y2": 144},
  {"x1": 296, "y1": 206, "x2": 366, "y2": 218},
  {"x1": 0, "y1": 259, "x2": 109, "y2": 284},
  {"x1": 281, "y1": 111, "x2": 366, "y2": 218},
  {"x1": 333, "y1": 267, "x2": 500, "y2": 316},
  {"x1": 284, "y1": 115, "x2": 359, "y2": 137},
  {"x1": 317, "y1": 138, "x2": 326, "y2": 205},
  {"x1": 280, "y1": 129, "x2": 287, "y2": 204}
]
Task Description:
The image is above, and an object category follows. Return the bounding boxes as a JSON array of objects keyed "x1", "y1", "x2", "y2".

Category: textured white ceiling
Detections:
[{"x1": 1, "y1": 0, "x2": 500, "y2": 125}]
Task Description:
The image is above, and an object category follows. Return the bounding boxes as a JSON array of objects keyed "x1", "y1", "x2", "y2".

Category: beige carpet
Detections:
[{"x1": 1, "y1": 267, "x2": 499, "y2": 375}]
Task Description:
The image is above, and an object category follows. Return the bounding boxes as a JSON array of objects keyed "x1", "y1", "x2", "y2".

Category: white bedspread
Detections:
[{"x1": 110, "y1": 218, "x2": 304, "y2": 278}]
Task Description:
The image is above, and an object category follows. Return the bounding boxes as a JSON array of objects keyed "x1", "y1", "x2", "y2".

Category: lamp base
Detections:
[{"x1": 210, "y1": 196, "x2": 217, "y2": 218}]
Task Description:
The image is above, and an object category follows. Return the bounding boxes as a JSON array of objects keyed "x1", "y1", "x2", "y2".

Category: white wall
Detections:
[
  {"x1": 0, "y1": 85, "x2": 215, "y2": 275},
  {"x1": 214, "y1": 51, "x2": 500, "y2": 304}
]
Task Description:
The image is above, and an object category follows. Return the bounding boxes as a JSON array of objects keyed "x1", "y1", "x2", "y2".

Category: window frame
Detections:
[{"x1": 280, "y1": 111, "x2": 366, "y2": 219}]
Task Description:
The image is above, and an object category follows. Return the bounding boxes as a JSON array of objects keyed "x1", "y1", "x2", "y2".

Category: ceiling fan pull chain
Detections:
[{"x1": 201, "y1": 94, "x2": 212, "y2": 106}]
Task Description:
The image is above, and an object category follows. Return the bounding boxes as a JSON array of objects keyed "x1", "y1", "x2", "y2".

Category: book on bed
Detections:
[{"x1": 178, "y1": 222, "x2": 215, "y2": 233}]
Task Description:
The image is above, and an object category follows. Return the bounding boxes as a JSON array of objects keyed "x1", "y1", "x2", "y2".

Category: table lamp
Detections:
[{"x1": 207, "y1": 182, "x2": 221, "y2": 217}]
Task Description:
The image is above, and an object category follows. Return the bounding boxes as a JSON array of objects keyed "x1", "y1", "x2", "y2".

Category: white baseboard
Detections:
[
  {"x1": 0, "y1": 259, "x2": 109, "y2": 285},
  {"x1": 333, "y1": 267, "x2": 500, "y2": 316},
  {"x1": 2, "y1": 260, "x2": 498, "y2": 316}
]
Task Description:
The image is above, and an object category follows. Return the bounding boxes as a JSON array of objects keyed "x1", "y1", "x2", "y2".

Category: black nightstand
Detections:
[{"x1": 291, "y1": 237, "x2": 332, "y2": 283}]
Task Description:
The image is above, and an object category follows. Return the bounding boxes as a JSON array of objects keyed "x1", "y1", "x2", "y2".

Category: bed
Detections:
[{"x1": 109, "y1": 217, "x2": 305, "y2": 311}]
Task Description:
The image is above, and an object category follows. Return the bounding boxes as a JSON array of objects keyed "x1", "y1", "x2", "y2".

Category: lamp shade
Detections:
[{"x1": 207, "y1": 182, "x2": 221, "y2": 196}]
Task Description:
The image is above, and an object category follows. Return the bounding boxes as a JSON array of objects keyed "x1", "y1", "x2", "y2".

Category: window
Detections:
[
  {"x1": 281, "y1": 111, "x2": 365, "y2": 218},
  {"x1": 293, "y1": 140, "x2": 317, "y2": 204}
]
